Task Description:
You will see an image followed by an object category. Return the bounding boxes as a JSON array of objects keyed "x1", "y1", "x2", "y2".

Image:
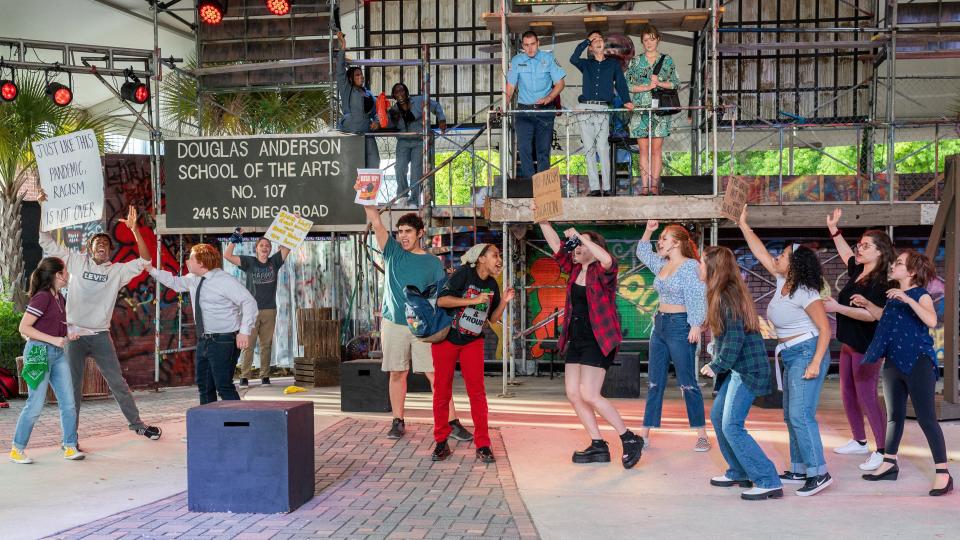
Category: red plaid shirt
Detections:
[{"x1": 554, "y1": 249, "x2": 622, "y2": 356}]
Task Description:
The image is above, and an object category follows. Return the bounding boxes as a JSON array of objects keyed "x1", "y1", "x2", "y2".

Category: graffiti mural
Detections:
[{"x1": 721, "y1": 175, "x2": 891, "y2": 203}]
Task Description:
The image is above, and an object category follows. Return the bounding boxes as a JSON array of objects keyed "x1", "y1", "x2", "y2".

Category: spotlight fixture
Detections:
[
  {"x1": 120, "y1": 70, "x2": 150, "y2": 104},
  {"x1": 44, "y1": 69, "x2": 73, "y2": 107},
  {"x1": 198, "y1": 0, "x2": 226, "y2": 25},
  {"x1": 265, "y1": 0, "x2": 290, "y2": 16},
  {"x1": 0, "y1": 62, "x2": 15, "y2": 102}
]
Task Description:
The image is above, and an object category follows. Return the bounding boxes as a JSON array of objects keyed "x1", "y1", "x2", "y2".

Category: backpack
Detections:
[
  {"x1": 404, "y1": 275, "x2": 453, "y2": 343},
  {"x1": 0, "y1": 366, "x2": 18, "y2": 399}
]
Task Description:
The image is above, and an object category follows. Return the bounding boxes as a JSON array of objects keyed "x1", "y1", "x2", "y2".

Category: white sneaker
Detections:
[
  {"x1": 834, "y1": 439, "x2": 870, "y2": 455},
  {"x1": 859, "y1": 451, "x2": 883, "y2": 471}
]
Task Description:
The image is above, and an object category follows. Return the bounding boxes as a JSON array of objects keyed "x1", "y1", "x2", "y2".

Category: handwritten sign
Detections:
[
  {"x1": 264, "y1": 210, "x2": 313, "y2": 250},
  {"x1": 720, "y1": 176, "x2": 750, "y2": 222},
  {"x1": 354, "y1": 168, "x2": 382, "y2": 206},
  {"x1": 532, "y1": 167, "x2": 563, "y2": 222},
  {"x1": 32, "y1": 130, "x2": 104, "y2": 232}
]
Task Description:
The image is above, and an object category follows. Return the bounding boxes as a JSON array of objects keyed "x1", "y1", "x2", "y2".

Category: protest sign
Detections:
[
  {"x1": 720, "y1": 176, "x2": 750, "y2": 222},
  {"x1": 354, "y1": 169, "x2": 382, "y2": 205},
  {"x1": 532, "y1": 167, "x2": 563, "y2": 222},
  {"x1": 32, "y1": 130, "x2": 104, "y2": 232},
  {"x1": 264, "y1": 210, "x2": 314, "y2": 250}
]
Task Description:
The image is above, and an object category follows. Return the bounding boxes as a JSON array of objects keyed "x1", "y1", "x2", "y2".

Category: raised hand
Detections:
[
  {"x1": 738, "y1": 205, "x2": 749, "y2": 226},
  {"x1": 503, "y1": 288, "x2": 516, "y2": 303},
  {"x1": 645, "y1": 220, "x2": 659, "y2": 233},
  {"x1": 119, "y1": 206, "x2": 138, "y2": 231},
  {"x1": 826, "y1": 208, "x2": 842, "y2": 230}
]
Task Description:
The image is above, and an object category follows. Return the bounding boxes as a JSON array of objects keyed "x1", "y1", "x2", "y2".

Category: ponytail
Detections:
[{"x1": 663, "y1": 224, "x2": 699, "y2": 261}]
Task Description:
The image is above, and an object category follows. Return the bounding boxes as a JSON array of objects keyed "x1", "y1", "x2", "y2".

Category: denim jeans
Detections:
[
  {"x1": 395, "y1": 138, "x2": 424, "y2": 202},
  {"x1": 66, "y1": 332, "x2": 147, "y2": 431},
  {"x1": 781, "y1": 337, "x2": 829, "y2": 476},
  {"x1": 644, "y1": 312, "x2": 706, "y2": 428},
  {"x1": 13, "y1": 341, "x2": 78, "y2": 449},
  {"x1": 515, "y1": 112, "x2": 555, "y2": 178},
  {"x1": 196, "y1": 333, "x2": 241, "y2": 404},
  {"x1": 711, "y1": 372, "x2": 782, "y2": 489}
]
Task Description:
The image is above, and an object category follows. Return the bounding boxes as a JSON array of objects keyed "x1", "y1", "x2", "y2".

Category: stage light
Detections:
[
  {"x1": 198, "y1": 0, "x2": 226, "y2": 25},
  {"x1": 46, "y1": 82, "x2": 72, "y2": 106},
  {"x1": 265, "y1": 0, "x2": 290, "y2": 16},
  {"x1": 120, "y1": 72, "x2": 150, "y2": 104},
  {"x1": 0, "y1": 79, "x2": 16, "y2": 102}
]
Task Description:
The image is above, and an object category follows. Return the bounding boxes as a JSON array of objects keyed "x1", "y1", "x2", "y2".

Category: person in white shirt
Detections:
[
  {"x1": 37, "y1": 200, "x2": 162, "y2": 442},
  {"x1": 150, "y1": 243, "x2": 257, "y2": 403}
]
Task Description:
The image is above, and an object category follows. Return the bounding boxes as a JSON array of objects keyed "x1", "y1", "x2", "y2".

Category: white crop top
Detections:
[{"x1": 766, "y1": 276, "x2": 821, "y2": 338}]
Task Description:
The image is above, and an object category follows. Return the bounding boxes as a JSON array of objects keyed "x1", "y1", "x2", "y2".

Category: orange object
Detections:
[{"x1": 376, "y1": 92, "x2": 389, "y2": 128}]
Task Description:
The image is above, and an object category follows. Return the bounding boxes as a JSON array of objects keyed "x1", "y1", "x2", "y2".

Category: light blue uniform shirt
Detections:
[{"x1": 507, "y1": 50, "x2": 566, "y2": 105}]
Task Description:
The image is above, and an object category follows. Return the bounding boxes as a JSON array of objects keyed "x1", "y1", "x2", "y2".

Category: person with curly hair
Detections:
[
  {"x1": 824, "y1": 209, "x2": 896, "y2": 471},
  {"x1": 738, "y1": 206, "x2": 833, "y2": 496}
]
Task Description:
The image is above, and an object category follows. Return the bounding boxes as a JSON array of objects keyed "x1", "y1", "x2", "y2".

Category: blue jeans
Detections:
[
  {"x1": 515, "y1": 112, "x2": 555, "y2": 178},
  {"x1": 13, "y1": 341, "x2": 78, "y2": 449},
  {"x1": 711, "y1": 372, "x2": 782, "y2": 489},
  {"x1": 395, "y1": 138, "x2": 424, "y2": 201},
  {"x1": 644, "y1": 312, "x2": 706, "y2": 428},
  {"x1": 196, "y1": 333, "x2": 241, "y2": 404},
  {"x1": 781, "y1": 337, "x2": 829, "y2": 476}
]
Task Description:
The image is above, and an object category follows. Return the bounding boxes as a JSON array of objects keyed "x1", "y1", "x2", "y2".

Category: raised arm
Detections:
[
  {"x1": 573, "y1": 229, "x2": 613, "y2": 270},
  {"x1": 118, "y1": 205, "x2": 151, "y2": 261},
  {"x1": 738, "y1": 206, "x2": 779, "y2": 277},
  {"x1": 569, "y1": 39, "x2": 589, "y2": 71},
  {"x1": 826, "y1": 208, "x2": 855, "y2": 265},
  {"x1": 363, "y1": 205, "x2": 389, "y2": 250},
  {"x1": 223, "y1": 229, "x2": 243, "y2": 266},
  {"x1": 636, "y1": 220, "x2": 664, "y2": 273},
  {"x1": 148, "y1": 267, "x2": 194, "y2": 293},
  {"x1": 531, "y1": 200, "x2": 563, "y2": 254}
]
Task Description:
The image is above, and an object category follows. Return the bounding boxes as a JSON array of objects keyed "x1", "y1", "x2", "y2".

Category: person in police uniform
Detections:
[{"x1": 505, "y1": 30, "x2": 566, "y2": 178}]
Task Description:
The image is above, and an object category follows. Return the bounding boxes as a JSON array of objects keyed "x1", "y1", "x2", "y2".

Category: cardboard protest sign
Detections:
[
  {"x1": 532, "y1": 167, "x2": 563, "y2": 222},
  {"x1": 354, "y1": 168, "x2": 382, "y2": 206},
  {"x1": 720, "y1": 176, "x2": 750, "y2": 222},
  {"x1": 32, "y1": 130, "x2": 104, "y2": 232},
  {"x1": 264, "y1": 210, "x2": 313, "y2": 250}
]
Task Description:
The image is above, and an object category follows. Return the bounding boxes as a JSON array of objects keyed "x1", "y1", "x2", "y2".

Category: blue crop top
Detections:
[
  {"x1": 862, "y1": 287, "x2": 938, "y2": 377},
  {"x1": 636, "y1": 241, "x2": 706, "y2": 326}
]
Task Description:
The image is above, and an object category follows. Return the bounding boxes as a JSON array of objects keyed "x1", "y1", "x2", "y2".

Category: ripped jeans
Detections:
[{"x1": 643, "y1": 312, "x2": 706, "y2": 428}]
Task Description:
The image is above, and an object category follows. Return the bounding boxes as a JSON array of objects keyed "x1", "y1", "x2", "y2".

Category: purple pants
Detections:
[{"x1": 839, "y1": 344, "x2": 886, "y2": 448}]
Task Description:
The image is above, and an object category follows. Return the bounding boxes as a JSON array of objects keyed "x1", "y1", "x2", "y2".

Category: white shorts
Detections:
[{"x1": 380, "y1": 318, "x2": 434, "y2": 373}]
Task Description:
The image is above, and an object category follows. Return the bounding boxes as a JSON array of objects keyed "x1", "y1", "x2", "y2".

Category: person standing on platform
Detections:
[
  {"x1": 625, "y1": 24, "x2": 680, "y2": 195},
  {"x1": 37, "y1": 197, "x2": 162, "y2": 444},
  {"x1": 150, "y1": 244, "x2": 257, "y2": 404},
  {"x1": 505, "y1": 30, "x2": 566, "y2": 178},
  {"x1": 223, "y1": 229, "x2": 290, "y2": 388},
  {"x1": 337, "y1": 31, "x2": 380, "y2": 168},
  {"x1": 854, "y1": 249, "x2": 953, "y2": 496},
  {"x1": 431, "y1": 244, "x2": 514, "y2": 464},
  {"x1": 9, "y1": 258, "x2": 84, "y2": 464},
  {"x1": 569, "y1": 31, "x2": 633, "y2": 197},
  {"x1": 362, "y1": 206, "x2": 473, "y2": 441},
  {"x1": 738, "y1": 207, "x2": 833, "y2": 496},
  {"x1": 533, "y1": 205, "x2": 643, "y2": 468},
  {"x1": 824, "y1": 209, "x2": 895, "y2": 471},
  {"x1": 699, "y1": 246, "x2": 783, "y2": 500},
  {"x1": 388, "y1": 82, "x2": 447, "y2": 207},
  {"x1": 636, "y1": 220, "x2": 709, "y2": 451}
]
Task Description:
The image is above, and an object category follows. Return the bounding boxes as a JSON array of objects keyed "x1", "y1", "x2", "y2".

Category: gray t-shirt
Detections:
[{"x1": 238, "y1": 252, "x2": 285, "y2": 310}]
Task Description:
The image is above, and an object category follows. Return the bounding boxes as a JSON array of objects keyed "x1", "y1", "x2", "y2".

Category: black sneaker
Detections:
[
  {"x1": 572, "y1": 440, "x2": 611, "y2": 464},
  {"x1": 448, "y1": 419, "x2": 474, "y2": 441},
  {"x1": 620, "y1": 431, "x2": 644, "y2": 469},
  {"x1": 239, "y1": 378, "x2": 249, "y2": 388},
  {"x1": 476, "y1": 446, "x2": 495, "y2": 463},
  {"x1": 136, "y1": 426, "x2": 162, "y2": 440},
  {"x1": 796, "y1": 473, "x2": 833, "y2": 497},
  {"x1": 261, "y1": 377, "x2": 271, "y2": 385},
  {"x1": 431, "y1": 440, "x2": 452, "y2": 461},
  {"x1": 387, "y1": 418, "x2": 405, "y2": 439},
  {"x1": 779, "y1": 471, "x2": 807, "y2": 484}
]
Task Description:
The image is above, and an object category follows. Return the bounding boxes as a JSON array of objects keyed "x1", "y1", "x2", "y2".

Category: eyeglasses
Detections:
[{"x1": 855, "y1": 243, "x2": 875, "y2": 251}]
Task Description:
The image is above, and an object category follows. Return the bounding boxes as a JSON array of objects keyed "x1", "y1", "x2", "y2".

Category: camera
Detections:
[{"x1": 564, "y1": 236, "x2": 581, "y2": 251}]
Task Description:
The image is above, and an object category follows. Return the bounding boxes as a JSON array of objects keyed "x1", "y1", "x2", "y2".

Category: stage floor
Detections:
[{"x1": 2, "y1": 375, "x2": 959, "y2": 539}]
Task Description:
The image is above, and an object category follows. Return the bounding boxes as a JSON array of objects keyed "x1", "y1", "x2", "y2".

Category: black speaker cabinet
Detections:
[
  {"x1": 491, "y1": 176, "x2": 534, "y2": 198},
  {"x1": 602, "y1": 353, "x2": 642, "y2": 399},
  {"x1": 660, "y1": 175, "x2": 713, "y2": 196},
  {"x1": 407, "y1": 371, "x2": 432, "y2": 393},
  {"x1": 341, "y1": 359, "x2": 391, "y2": 412}
]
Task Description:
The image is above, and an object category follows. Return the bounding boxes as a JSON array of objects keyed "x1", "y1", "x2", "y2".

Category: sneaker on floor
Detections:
[
  {"x1": 834, "y1": 439, "x2": 870, "y2": 455},
  {"x1": 779, "y1": 471, "x2": 807, "y2": 484},
  {"x1": 710, "y1": 475, "x2": 753, "y2": 488},
  {"x1": 859, "y1": 452, "x2": 884, "y2": 471},
  {"x1": 239, "y1": 378, "x2": 249, "y2": 388},
  {"x1": 431, "y1": 440, "x2": 452, "y2": 461},
  {"x1": 796, "y1": 473, "x2": 833, "y2": 497},
  {"x1": 137, "y1": 426, "x2": 162, "y2": 440},
  {"x1": 448, "y1": 419, "x2": 474, "y2": 442},
  {"x1": 9, "y1": 448, "x2": 33, "y2": 464},
  {"x1": 741, "y1": 486, "x2": 784, "y2": 501},
  {"x1": 694, "y1": 437, "x2": 711, "y2": 452},
  {"x1": 63, "y1": 447, "x2": 85, "y2": 460},
  {"x1": 387, "y1": 418, "x2": 405, "y2": 439},
  {"x1": 261, "y1": 377, "x2": 271, "y2": 385},
  {"x1": 476, "y1": 446, "x2": 495, "y2": 463}
]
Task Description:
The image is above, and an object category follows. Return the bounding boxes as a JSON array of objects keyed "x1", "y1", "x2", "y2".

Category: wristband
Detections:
[{"x1": 830, "y1": 228, "x2": 842, "y2": 238}]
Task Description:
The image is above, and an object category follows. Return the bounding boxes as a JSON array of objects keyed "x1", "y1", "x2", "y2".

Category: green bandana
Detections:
[{"x1": 21, "y1": 344, "x2": 49, "y2": 391}]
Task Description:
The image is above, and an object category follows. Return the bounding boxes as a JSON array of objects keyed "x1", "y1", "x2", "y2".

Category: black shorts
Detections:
[{"x1": 564, "y1": 318, "x2": 616, "y2": 370}]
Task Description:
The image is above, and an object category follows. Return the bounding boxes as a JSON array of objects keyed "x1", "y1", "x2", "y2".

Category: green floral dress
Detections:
[{"x1": 625, "y1": 53, "x2": 680, "y2": 138}]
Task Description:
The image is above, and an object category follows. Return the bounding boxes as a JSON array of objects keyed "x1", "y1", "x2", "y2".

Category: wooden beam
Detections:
[
  {"x1": 906, "y1": 173, "x2": 944, "y2": 201},
  {"x1": 583, "y1": 16, "x2": 608, "y2": 34},
  {"x1": 928, "y1": 156, "x2": 960, "y2": 410},
  {"x1": 728, "y1": 203, "x2": 938, "y2": 228},
  {"x1": 529, "y1": 21, "x2": 555, "y2": 36},
  {"x1": 625, "y1": 19, "x2": 651, "y2": 35}
]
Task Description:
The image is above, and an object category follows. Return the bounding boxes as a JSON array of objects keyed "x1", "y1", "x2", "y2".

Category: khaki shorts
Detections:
[{"x1": 380, "y1": 318, "x2": 434, "y2": 373}]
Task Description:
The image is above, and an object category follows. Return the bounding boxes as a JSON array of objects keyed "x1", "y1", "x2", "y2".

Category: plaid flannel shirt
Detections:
[
  {"x1": 554, "y1": 248, "x2": 622, "y2": 356},
  {"x1": 708, "y1": 314, "x2": 771, "y2": 397}
]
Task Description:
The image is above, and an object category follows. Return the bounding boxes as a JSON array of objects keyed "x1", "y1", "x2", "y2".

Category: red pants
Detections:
[{"x1": 431, "y1": 339, "x2": 490, "y2": 448}]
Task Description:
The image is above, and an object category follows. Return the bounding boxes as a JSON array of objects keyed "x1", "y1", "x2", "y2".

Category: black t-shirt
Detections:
[
  {"x1": 836, "y1": 257, "x2": 889, "y2": 353},
  {"x1": 439, "y1": 266, "x2": 501, "y2": 345},
  {"x1": 238, "y1": 252, "x2": 285, "y2": 310}
]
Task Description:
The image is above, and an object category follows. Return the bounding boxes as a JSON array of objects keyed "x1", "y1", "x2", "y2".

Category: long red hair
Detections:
[
  {"x1": 703, "y1": 246, "x2": 759, "y2": 335},
  {"x1": 662, "y1": 224, "x2": 699, "y2": 260}
]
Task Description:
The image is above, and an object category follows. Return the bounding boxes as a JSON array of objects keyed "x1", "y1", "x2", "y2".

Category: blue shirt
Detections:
[
  {"x1": 569, "y1": 40, "x2": 631, "y2": 106},
  {"x1": 507, "y1": 50, "x2": 566, "y2": 105},
  {"x1": 388, "y1": 95, "x2": 445, "y2": 139},
  {"x1": 863, "y1": 287, "x2": 938, "y2": 376},
  {"x1": 636, "y1": 241, "x2": 706, "y2": 326}
]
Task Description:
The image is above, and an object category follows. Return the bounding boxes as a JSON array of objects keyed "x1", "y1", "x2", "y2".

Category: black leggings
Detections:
[{"x1": 882, "y1": 357, "x2": 947, "y2": 463}]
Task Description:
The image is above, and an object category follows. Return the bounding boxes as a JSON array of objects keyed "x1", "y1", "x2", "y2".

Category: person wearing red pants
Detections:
[{"x1": 432, "y1": 243, "x2": 515, "y2": 463}]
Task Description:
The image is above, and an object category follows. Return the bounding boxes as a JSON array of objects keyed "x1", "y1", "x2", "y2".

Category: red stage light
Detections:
[
  {"x1": 121, "y1": 80, "x2": 150, "y2": 104},
  {"x1": 265, "y1": 0, "x2": 290, "y2": 16},
  {"x1": 198, "y1": 0, "x2": 226, "y2": 25},
  {"x1": 45, "y1": 82, "x2": 72, "y2": 106},
  {"x1": 0, "y1": 80, "x2": 17, "y2": 102}
]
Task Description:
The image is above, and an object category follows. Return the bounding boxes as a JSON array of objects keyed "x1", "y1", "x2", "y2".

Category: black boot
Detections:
[
  {"x1": 572, "y1": 440, "x2": 611, "y2": 464},
  {"x1": 620, "y1": 430, "x2": 644, "y2": 469}
]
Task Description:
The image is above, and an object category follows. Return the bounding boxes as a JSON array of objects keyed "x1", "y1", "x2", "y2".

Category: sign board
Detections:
[
  {"x1": 32, "y1": 130, "x2": 104, "y2": 232},
  {"x1": 720, "y1": 176, "x2": 750, "y2": 222},
  {"x1": 354, "y1": 168, "x2": 382, "y2": 206},
  {"x1": 532, "y1": 167, "x2": 563, "y2": 222},
  {"x1": 162, "y1": 134, "x2": 365, "y2": 228},
  {"x1": 264, "y1": 210, "x2": 313, "y2": 250}
]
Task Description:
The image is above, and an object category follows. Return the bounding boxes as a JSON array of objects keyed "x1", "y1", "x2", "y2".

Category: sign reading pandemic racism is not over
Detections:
[
  {"x1": 32, "y1": 129, "x2": 105, "y2": 232},
  {"x1": 163, "y1": 134, "x2": 366, "y2": 228}
]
